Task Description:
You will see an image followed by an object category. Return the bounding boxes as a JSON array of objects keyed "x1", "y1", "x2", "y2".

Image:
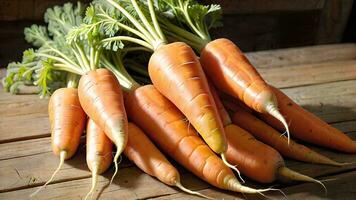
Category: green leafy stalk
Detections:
[{"x1": 155, "y1": 0, "x2": 223, "y2": 51}]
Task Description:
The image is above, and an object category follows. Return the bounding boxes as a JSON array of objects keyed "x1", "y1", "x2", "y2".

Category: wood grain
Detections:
[
  {"x1": 246, "y1": 43, "x2": 356, "y2": 68},
  {"x1": 259, "y1": 59, "x2": 356, "y2": 88},
  {"x1": 281, "y1": 80, "x2": 356, "y2": 123},
  {"x1": 152, "y1": 170, "x2": 356, "y2": 200}
]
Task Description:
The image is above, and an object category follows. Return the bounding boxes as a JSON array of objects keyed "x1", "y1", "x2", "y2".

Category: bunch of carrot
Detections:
[{"x1": 3, "y1": 0, "x2": 355, "y2": 199}]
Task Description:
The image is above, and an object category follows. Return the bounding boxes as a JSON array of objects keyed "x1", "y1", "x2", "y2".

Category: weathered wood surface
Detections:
[
  {"x1": 0, "y1": 44, "x2": 356, "y2": 199},
  {"x1": 246, "y1": 43, "x2": 356, "y2": 68}
]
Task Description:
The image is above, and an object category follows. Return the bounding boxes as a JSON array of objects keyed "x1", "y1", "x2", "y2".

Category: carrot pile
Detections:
[{"x1": 2, "y1": 0, "x2": 355, "y2": 199}]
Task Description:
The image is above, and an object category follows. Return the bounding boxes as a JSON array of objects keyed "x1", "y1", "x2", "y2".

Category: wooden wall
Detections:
[{"x1": 0, "y1": 0, "x2": 353, "y2": 67}]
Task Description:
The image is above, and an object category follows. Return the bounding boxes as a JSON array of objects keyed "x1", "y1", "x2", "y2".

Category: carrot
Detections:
[
  {"x1": 125, "y1": 85, "x2": 270, "y2": 194},
  {"x1": 149, "y1": 42, "x2": 227, "y2": 155},
  {"x1": 31, "y1": 87, "x2": 86, "y2": 197},
  {"x1": 258, "y1": 86, "x2": 356, "y2": 153},
  {"x1": 78, "y1": 68, "x2": 128, "y2": 183},
  {"x1": 228, "y1": 105, "x2": 342, "y2": 166},
  {"x1": 124, "y1": 122, "x2": 210, "y2": 198},
  {"x1": 210, "y1": 85, "x2": 327, "y2": 189},
  {"x1": 85, "y1": 119, "x2": 113, "y2": 200},
  {"x1": 200, "y1": 38, "x2": 289, "y2": 141}
]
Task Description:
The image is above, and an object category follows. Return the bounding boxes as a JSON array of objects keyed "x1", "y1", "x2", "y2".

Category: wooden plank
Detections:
[
  {"x1": 0, "y1": 91, "x2": 47, "y2": 118},
  {"x1": 0, "y1": 113, "x2": 49, "y2": 143},
  {"x1": 0, "y1": 137, "x2": 51, "y2": 161},
  {"x1": 0, "y1": 138, "x2": 132, "y2": 192},
  {"x1": 281, "y1": 80, "x2": 356, "y2": 123},
  {"x1": 246, "y1": 43, "x2": 356, "y2": 68},
  {"x1": 258, "y1": 59, "x2": 356, "y2": 88},
  {"x1": 0, "y1": 166, "x2": 209, "y2": 200},
  {"x1": 151, "y1": 170, "x2": 356, "y2": 200}
]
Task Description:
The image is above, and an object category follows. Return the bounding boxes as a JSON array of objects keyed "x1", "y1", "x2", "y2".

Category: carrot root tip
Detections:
[
  {"x1": 228, "y1": 179, "x2": 273, "y2": 194},
  {"x1": 109, "y1": 152, "x2": 122, "y2": 185},
  {"x1": 85, "y1": 167, "x2": 98, "y2": 200},
  {"x1": 221, "y1": 153, "x2": 245, "y2": 183},
  {"x1": 175, "y1": 182, "x2": 214, "y2": 199},
  {"x1": 30, "y1": 151, "x2": 67, "y2": 198},
  {"x1": 266, "y1": 104, "x2": 290, "y2": 144},
  {"x1": 278, "y1": 167, "x2": 327, "y2": 195}
]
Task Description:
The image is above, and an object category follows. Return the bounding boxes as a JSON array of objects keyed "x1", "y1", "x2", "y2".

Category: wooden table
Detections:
[{"x1": 1, "y1": 44, "x2": 356, "y2": 200}]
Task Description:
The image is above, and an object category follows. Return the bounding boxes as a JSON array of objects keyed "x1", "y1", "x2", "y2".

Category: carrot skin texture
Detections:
[
  {"x1": 124, "y1": 122, "x2": 179, "y2": 186},
  {"x1": 148, "y1": 42, "x2": 227, "y2": 154},
  {"x1": 209, "y1": 86, "x2": 283, "y2": 182},
  {"x1": 78, "y1": 69, "x2": 128, "y2": 157},
  {"x1": 200, "y1": 38, "x2": 276, "y2": 114},
  {"x1": 224, "y1": 124, "x2": 284, "y2": 183},
  {"x1": 86, "y1": 119, "x2": 113, "y2": 174},
  {"x1": 209, "y1": 84, "x2": 232, "y2": 126},
  {"x1": 259, "y1": 86, "x2": 356, "y2": 153},
  {"x1": 49, "y1": 88, "x2": 86, "y2": 158},
  {"x1": 85, "y1": 119, "x2": 113, "y2": 200},
  {"x1": 125, "y1": 85, "x2": 246, "y2": 191},
  {"x1": 230, "y1": 107, "x2": 341, "y2": 166}
]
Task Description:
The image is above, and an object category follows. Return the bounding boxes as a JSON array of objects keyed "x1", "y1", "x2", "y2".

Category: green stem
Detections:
[
  {"x1": 47, "y1": 46, "x2": 79, "y2": 68},
  {"x1": 98, "y1": 12, "x2": 151, "y2": 43},
  {"x1": 36, "y1": 53, "x2": 82, "y2": 74},
  {"x1": 71, "y1": 48, "x2": 86, "y2": 69},
  {"x1": 122, "y1": 46, "x2": 152, "y2": 53},
  {"x1": 148, "y1": 0, "x2": 165, "y2": 41},
  {"x1": 66, "y1": 73, "x2": 79, "y2": 88},
  {"x1": 22, "y1": 65, "x2": 41, "y2": 78},
  {"x1": 181, "y1": 2, "x2": 208, "y2": 40},
  {"x1": 90, "y1": 47, "x2": 95, "y2": 70},
  {"x1": 74, "y1": 43, "x2": 91, "y2": 71},
  {"x1": 53, "y1": 63, "x2": 84, "y2": 75},
  {"x1": 100, "y1": 36, "x2": 153, "y2": 50},
  {"x1": 130, "y1": 0, "x2": 160, "y2": 41},
  {"x1": 106, "y1": 0, "x2": 155, "y2": 45}
]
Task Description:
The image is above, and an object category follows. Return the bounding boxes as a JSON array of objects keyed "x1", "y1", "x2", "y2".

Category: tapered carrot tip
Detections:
[
  {"x1": 85, "y1": 166, "x2": 98, "y2": 200},
  {"x1": 175, "y1": 182, "x2": 214, "y2": 199},
  {"x1": 220, "y1": 153, "x2": 245, "y2": 183},
  {"x1": 30, "y1": 151, "x2": 67, "y2": 198},
  {"x1": 266, "y1": 103, "x2": 290, "y2": 144},
  {"x1": 225, "y1": 176, "x2": 279, "y2": 198},
  {"x1": 110, "y1": 152, "x2": 121, "y2": 186},
  {"x1": 278, "y1": 167, "x2": 327, "y2": 195}
]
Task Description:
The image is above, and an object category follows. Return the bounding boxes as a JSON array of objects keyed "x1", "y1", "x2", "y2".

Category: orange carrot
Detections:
[
  {"x1": 224, "y1": 125, "x2": 325, "y2": 189},
  {"x1": 124, "y1": 122, "x2": 210, "y2": 198},
  {"x1": 258, "y1": 86, "x2": 356, "y2": 153},
  {"x1": 85, "y1": 119, "x2": 113, "y2": 200},
  {"x1": 149, "y1": 42, "x2": 229, "y2": 160},
  {"x1": 31, "y1": 88, "x2": 86, "y2": 196},
  {"x1": 228, "y1": 105, "x2": 342, "y2": 166},
  {"x1": 210, "y1": 85, "x2": 326, "y2": 188},
  {"x1": 125, "y1": 85, "x2": 270, "y2": 194},
  {"x1": 200, "y1": 38, "x2": 290, "y2": 141},
  {"x1": 78, "y1": 68, "x2": 128, "y2": 182}
]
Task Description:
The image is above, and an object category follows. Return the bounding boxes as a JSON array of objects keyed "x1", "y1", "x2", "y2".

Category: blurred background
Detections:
[{"x1": 0, "y1": 0, "x2": 355, "y2": 67}]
